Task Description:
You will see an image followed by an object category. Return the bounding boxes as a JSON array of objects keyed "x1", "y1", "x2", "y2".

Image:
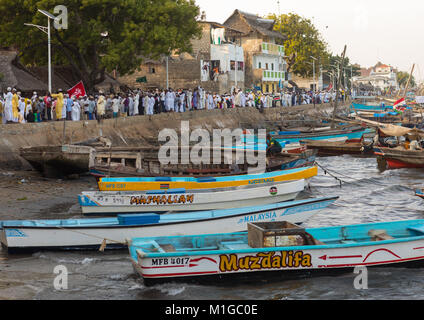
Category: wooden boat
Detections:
[
  {"x1": 272, "y1": 127, "x2": 370, "y2": 145},
  {"x1": 89, "y1": 150, "x2": 317, "y2": 180},
  {"x1": 301, "y1": 139, "x2": 374, "y2": 157},
  {"x1": 20, "y1": 145, "x2": 95, "y2": 177},
  {"x1": 79, "y1": 179, "x2": 306, "y2": 215},
  {"x1": 0, "y1": 197, "x2": 338, "y2": 253},
  {"x1": 374, "y1": 147, "x2": 424, "y2": 170},
  {"x1": 97, "y1": 166, "x2": 318, "y2": 192},
  {"x1": 351, "y1": 103, "x2": 393, "y2": 112},
  {"x1": 128, "y1": 219, "x2": 424, "y2": 286}
]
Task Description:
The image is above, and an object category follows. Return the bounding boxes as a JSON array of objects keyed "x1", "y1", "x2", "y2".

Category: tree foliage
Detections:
[
  {"x1": 267, "y1": 13, "x2": 330, "y2": 77},
  {"x1": 0, "y1": 0, "x2": 202, "y2": 91},
  {"x1": 397, "y1": 71, "x2": 416, "y2": 88}
]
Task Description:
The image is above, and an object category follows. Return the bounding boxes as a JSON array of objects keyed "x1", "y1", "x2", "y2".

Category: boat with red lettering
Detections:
[
  {"x1": 129, "y1": 219, "x2": 424, "y2": 286},
  {"x1": 79, "y1": 179, "x2": 306, "y2": 215}
]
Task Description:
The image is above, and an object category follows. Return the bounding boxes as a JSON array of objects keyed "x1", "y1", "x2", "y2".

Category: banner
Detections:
[
  {"x1": 67, "y1": 81, "x2": 86, "y2": 98},
  {"x1": 416, "y1": 96, "x2": 424, "y2": 104}
]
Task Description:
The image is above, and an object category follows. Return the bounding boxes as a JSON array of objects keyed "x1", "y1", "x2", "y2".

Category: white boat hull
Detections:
[
  {"x1": 134, "y1": 237, "x2": 424, "y2": 285},
  {"x1": 1, "y1": 198, "x2": 336, "y2": 252},
  {"x1": 79, "y1": 180, "x2": 306, "y2": 215}
]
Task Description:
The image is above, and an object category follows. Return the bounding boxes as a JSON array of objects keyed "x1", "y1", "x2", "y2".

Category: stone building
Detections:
[
  {"x1": 119, "y1": 21, "x2": 245, "y2": 94},
  {"x1": 223, "y1": 10, "x2": 288, "y2": 93},
  {"x1": 353, "y1": 62, "x2": 399, "y2": 91}
]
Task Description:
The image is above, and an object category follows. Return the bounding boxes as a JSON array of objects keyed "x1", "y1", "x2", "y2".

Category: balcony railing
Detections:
[
  {"x1": 261, "y1": 43, "x2": 284, "y2": 56},
  {"x1": 263, "y1": 70, "x2": 285, "y2": 82}
]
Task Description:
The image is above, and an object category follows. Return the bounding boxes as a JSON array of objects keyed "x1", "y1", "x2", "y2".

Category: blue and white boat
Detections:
[
  {"x1": 272, "y1": 127, "x2": 370, "y2": 145},
  {"x1": 351, "y1": 102, "x2": 394, "y2": 112},
  {"x1": 0, "y1": 197, "x2": 338, "y2": 253},
  {"x1": 129, "y1": 219, "x2": 424, "y2": 286}
]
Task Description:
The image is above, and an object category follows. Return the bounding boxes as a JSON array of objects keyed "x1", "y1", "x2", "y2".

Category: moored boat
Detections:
[
  {"x1": 374, "y1": 147, "x2": 424, "y2": 170},
  {"x1": 272, "y1": 126, "x2": 370, "y2": 145},
  {"x1": 0, "y1": 197, "x2": 338, "y2": 253},
  {"x1": 79, "y1": 179, "x2": 306, "y2": 215},
  {"x1": 301, "y1": 139, "x2": 374, "y2": 157},
  {"x1": 351, "y1": 102, "x2": 393, "y2": 112},
  {"x1": 97, "y1": 166, "x2": 318, "y2": 192},
  {"x1": 415, "y1": 189, "x2": 424, "y2": 200},
  {"x1": 129, "y1": 219, "x2": 424, "y2": 286}
]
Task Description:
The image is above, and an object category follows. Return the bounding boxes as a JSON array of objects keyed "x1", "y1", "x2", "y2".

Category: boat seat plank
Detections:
[
  {"x1": 369, "y1": 230, "x2": 394, "y2": 241},
  {"x1": 407, "y1": 225, "x2": 424, "y2": 235},
  {"x1": 221, "y1": 241, "x2": 251, "y2": 250}
]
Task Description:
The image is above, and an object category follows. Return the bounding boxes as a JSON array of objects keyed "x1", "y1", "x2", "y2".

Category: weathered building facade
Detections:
[
  {"x1": 223, "y1": 10, "x2": 289, "y2": 93},
  {"x1": 119, "y1": 21, "x2": 245, "y2": 94}
]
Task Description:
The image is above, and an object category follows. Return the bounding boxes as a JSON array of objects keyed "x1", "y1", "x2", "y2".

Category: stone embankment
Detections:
[{"x1": 0, "y1": 102, "x2": 350, "y2": 170}]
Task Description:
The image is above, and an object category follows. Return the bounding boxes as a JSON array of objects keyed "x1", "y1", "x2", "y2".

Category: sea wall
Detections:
[{"x1": 0, "y1": 102, "x2": 350, "y2": 170}]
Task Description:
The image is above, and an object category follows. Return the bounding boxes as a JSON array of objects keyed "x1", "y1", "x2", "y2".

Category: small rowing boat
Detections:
[
  {"x1": 129, "y1": 219, "x2": 424, "y2": 286},
  {"x1": 0, "y1": 197, "x2": 338, "y2": 253},
  {"x1": 97, "y1": 166, "x2": 318, "y2": 192},
  {"x1": 79, "y1": 180, "x2": 306, "y2": 215}
]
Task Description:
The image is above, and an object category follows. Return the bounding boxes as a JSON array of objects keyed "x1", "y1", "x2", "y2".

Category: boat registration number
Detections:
[
  {"x1": 105, "y1": 183, "x2": 126, "y2": 189},
  {"x1": 152, "y1": 257, "x2": 190, "y2": 266}
]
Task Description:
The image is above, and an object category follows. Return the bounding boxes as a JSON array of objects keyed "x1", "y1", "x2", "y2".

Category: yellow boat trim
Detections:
[{"x1": 97, "y1": 167, "x2": 318, "y2": 192}]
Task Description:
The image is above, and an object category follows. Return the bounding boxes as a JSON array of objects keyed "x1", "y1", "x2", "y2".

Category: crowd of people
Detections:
[{"x1": 0, "y1": 86, "x2": 349, "y2": 124}]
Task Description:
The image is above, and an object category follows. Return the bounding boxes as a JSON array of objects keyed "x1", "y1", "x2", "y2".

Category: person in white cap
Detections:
[
  {"x1": 31, "y1": 92, "x2": 38, "y2": 105},
  {"x1": 3, "y1": 87, "x2": 13, "y2": 123}
]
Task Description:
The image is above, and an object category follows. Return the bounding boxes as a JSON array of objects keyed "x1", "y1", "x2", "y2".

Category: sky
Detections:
[{"x1": 195, "y1": 0, "x2": 423, "y2": 82}]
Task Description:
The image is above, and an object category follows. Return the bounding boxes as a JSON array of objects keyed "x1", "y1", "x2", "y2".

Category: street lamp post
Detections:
[
  {"x1": 311, "y1": 56, "x2": 317, "y2": 91},
  {"x1": 25, "y1": 9, "x2": 56, "y2": 93}
]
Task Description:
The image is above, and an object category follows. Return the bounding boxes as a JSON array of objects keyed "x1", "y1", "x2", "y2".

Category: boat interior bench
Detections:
[{"x1": 407, "y1": 225, "x2": 424, "y2": 236}]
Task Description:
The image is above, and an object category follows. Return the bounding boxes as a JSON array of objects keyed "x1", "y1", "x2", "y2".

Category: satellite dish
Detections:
[{"x1": 38, "y1": 9, "x2": 56, "y2": 20}]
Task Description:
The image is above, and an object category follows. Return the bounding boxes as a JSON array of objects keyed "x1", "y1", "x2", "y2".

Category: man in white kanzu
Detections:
[{"x1": 3, "y1": 87, "x2": 14, "y2": 123}]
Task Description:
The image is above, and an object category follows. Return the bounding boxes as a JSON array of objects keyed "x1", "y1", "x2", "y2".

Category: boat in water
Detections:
[
  {"x1": 97, "y1": 166, "x2": 318, "y2": 192},
  {"x1": 271, "y1": 126, "x2": 371, "y2": 145},
  {"x1": 374, "y1": 147, "x2": 424, "y2": 170},
  {"x1": 79, "y1": 179, "x2": 306, "y2": 215},
  {"x1": 129, "y1": 219, "x2": 424, "y2": 286},
  {"x1": 0, "y1": 197, "x2": 338, "y2": 253}
]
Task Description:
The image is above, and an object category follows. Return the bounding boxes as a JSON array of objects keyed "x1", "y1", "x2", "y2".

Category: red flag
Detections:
[
  {"x1": 393, "y1": 98, "x2": 406, "y2": 111},
  {"x1": 67, "y1": 81, "x2": 86, "y2": 99}
]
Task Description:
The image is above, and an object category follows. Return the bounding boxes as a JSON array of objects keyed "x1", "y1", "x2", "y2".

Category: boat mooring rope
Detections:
[{"x1": 315, "y1": 161, "x2": 363, "y2": 187}]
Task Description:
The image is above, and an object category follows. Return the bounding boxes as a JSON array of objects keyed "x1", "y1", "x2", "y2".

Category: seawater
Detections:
[{"x1": 2, "y1": 155, "x2": 424, "y2": 300}]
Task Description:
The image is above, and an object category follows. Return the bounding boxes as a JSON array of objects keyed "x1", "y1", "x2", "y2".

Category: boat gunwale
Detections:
[
  {"x1": 0, "y1": 197, "x2": 339, "y2": 230},
  {"x1": 131, "y1": 220, "x2": 424, "y2": 258}
]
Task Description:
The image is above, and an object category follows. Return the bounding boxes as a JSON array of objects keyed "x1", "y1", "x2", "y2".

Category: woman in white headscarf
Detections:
[{"x1": 71, "y1": 96, "x2": 81, "y2": 121}]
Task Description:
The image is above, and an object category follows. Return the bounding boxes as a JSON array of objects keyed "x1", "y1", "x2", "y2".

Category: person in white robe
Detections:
[
  {"x1": 143, "y1": 94, "x2": 150, "y2": 115},
  {"x1": 133, "y1": 92, "x2": 140, "y2": 116},
  {"x1": 18, "y1": 97, "x2": 26, "y2": 123},
  {"x1": 179, "y1": 92, "x2": 186, "y2": 113},
  {"x1": 3, "y1": 87, "x2": 13, "y2": 122},
  {"x1": 128, "y1": 94, "x2": 134, "y2": 116},
  {"x1": 186, "y1": 90, "x2": 192, "y2": 111},
  {"x1": 71, "y1": 97, "x2": 81, "y2": 121},
  {"x1": 148, "y1": 95, "x2": 155, "y2": 115}
]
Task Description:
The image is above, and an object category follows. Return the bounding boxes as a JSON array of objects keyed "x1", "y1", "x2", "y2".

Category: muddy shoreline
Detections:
[{"x1": 0, "y1": 169, "x2": 98, "y2": 221}]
